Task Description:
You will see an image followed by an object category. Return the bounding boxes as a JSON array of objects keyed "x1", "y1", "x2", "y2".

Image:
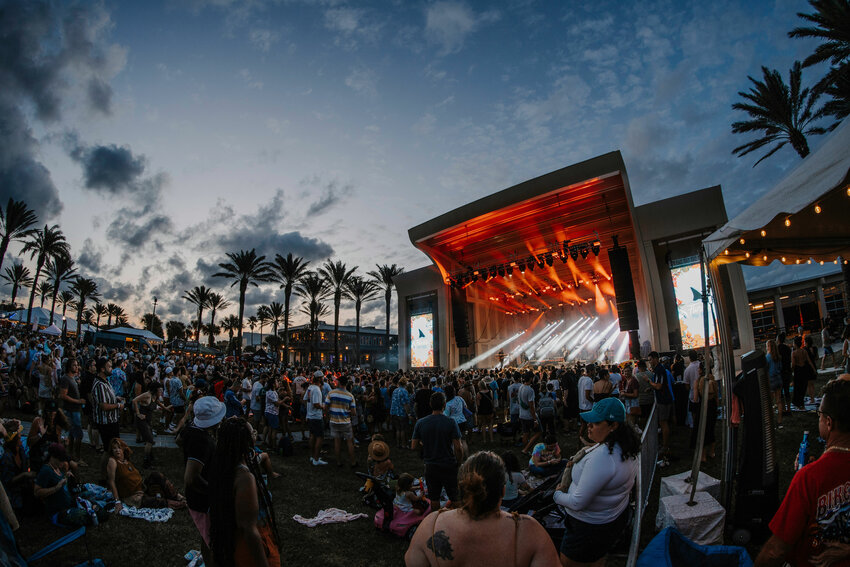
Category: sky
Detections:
[{"x1": 0, "y1": 0, "x2": 841, "y2": 333}]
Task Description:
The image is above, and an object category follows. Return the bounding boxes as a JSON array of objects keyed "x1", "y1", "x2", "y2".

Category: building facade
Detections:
[{"x1": 283, "y1": 321, "x2": 397, "y2": 367}]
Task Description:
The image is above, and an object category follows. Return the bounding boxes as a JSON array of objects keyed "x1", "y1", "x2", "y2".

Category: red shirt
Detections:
[{"x1": 769, "y1": 451, "x2": 850, "y2": 566}]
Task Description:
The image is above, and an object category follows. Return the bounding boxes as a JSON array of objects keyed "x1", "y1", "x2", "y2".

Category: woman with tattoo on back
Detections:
[{"x1": 404, "y1": 451, "x2": 560, "y2": 567}]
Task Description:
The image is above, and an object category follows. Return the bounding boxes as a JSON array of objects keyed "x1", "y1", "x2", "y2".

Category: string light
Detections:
[
  {"x1": 745, "y1": 252, "x2": 750, "y2": 258},
  {"x1": 763, "y1": 255, "x2": 768, "y2": 261},
  {"x1": 739, "y1": 238, "x2": 746, "y2": 245},
  {"x1": 819, "y1": 260, "x2": 825, "y2": 265},
  {"x1": 796, "y1": 259, "x2": 801, "y2": 264},
  {"x1": 724, "y1": 249, "x2": 729, "y2": 255},
  {"x1": 785, "y1": 217, "x2": 791, "y2": 227},
  {"x1": 814, "y1": 204, "x2": 822, "y2": 214},
  {"x1": 760, "y1": 230, "x2": 766, "y2": 237},
  {"x1": 781, "y1": 257, "x2": 786, "y2": 263},
  {"x1": 807, "y1": 259, "x2": 812, "y2": 264}
]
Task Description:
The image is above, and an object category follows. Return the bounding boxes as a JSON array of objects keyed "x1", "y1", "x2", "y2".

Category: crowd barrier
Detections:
[{"x1": 625, "y1": 402, "x2": 659, "y2": 567}]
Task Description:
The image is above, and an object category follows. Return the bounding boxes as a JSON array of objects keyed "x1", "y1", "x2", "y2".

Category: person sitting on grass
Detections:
[
  {"x1": 528, "y1": 434, "x2": 565, "y2": 477},
  {"x1": 105, "y1": 438, "x2": 186, "y2": 511},
  {"x1": 394, "y1": 473, "x2": 428, "y2": 515},
  {"x1": 500, "y1": 451, "x2": 530, "y2": 510},
  {"x1": 34, "y1": 443, "x2": 111, "y2": 527},
  {"x1": 362, "y1": 436, "x2": 395, "y2": 495}
]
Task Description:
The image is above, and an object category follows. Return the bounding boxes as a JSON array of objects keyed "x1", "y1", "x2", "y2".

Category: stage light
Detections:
[
  {"x1": 545, "y1": 253, "x2": 554, "y2": 267},
  {"x1": 569, "y1": 246, "x2": 578, "y2": 261},
  {"x1": 527, "y1": 256, "x2": 536, "y2": 271},
  {"x1": 591, "y1": 240, "x2": 601, "y2": 256},
  {"x1": 518, "y1": 260, "x2": 526, "y2": 273},
  {"x1": 580, "y1": 244, "x2": 589, "y2": 259},
  {"x1": 498, "y1": 266, "x2": 506, "y2": 278},
  {"x1": 535, "y1": 255, "x2": 545, "y2": 269},
  {"x1": 507, "y1": 265, "x2": 513, "y2": 276}
]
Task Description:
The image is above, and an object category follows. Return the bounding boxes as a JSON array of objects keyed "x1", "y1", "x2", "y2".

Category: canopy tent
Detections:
[
  {"x1": 106, "y1": 326, "x2": 164, "y2": 343},
  {"x1": 39, "y1": 324, "x2": 61, "y2": 336},
  {"x1": 4, "y1": 307, "x2": 94, "y2": 334},
  {"x1": 701, "y1": 118, "x2": 850, "y2": 516},
  {"x1": 704, "y1": 119, "x2": 850, "y2": 266}
]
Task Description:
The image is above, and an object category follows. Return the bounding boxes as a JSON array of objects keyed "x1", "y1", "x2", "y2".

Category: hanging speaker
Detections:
[
  {"x1": 608, "y1": 243, "x2": 639, "y2": 332},
  {"x1": 450, "y1": 286, "x2": 471, "y2": 349}
]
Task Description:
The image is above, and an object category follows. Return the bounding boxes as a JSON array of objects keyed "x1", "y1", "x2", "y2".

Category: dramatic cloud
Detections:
[
  {"x1": 76, "y1": 238, "x2": 104, "y2": 274},
  {"x1": 106, "y1": 212, "x2": 173, "y2": 254},
  {"x1": 69, "y1": 141, "x2": 146, "y2": 194}
]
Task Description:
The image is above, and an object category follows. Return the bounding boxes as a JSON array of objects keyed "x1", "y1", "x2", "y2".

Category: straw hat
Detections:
[{"x1": 368, "y1": 440, "x2": 390, "y2": 462}]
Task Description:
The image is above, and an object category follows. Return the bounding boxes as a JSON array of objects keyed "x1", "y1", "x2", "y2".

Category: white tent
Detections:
[
  {"x1": 39, "y1": 324, "x2": 61, "y2": 336},
  {"x1": 4, "y1": 307, "x2": 94, "y2": 334}
]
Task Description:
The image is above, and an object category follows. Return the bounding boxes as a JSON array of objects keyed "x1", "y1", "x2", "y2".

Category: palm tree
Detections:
[
  {"x1": 80, "y1": 308, "x2": 94, "y2": 328},
  {"x1": 213, "y1": 249, "x2": 275, "y2": 357},
  {"x1": 166, "y1": 320, "x2": 187, "y2": 342},
  {"x1": 256, "y1": 305, "x2": 272, "y2": 346},
  {"x1": 0, "y1": 199, "x2": 38, "y2": 275},
  {"x1": 182, "y1": 285, "x2": 212, "y2": 343},
  {"x1": 368, "y1": 264, "x2": 405, "y2": 362},
  {"x1": 205, "y1": 292, "x2": 231, "y2": 347},
  {"x1": 731, "y1": 62, "x2": 827, "y2": 165},
  {"x1": 789, "y1": 0, "x2": 850, "y2": 126},
  {"x1": 273, "y1": 252, "x2": 311, "y2": 366},
  {"x1": 70, "y1": 276, "x2": 100, "y2": 344},
  {"x1": 38, "y1": 281, "x2": 54, "y2": 308},
  {"x1": 21, "y1": 224, "x2": 69, "y2": 326},
  {"x1": 203, "y1": 322, "x2": 220, "y2": 344},
  {"x1": 345, "y1": 276, "x2": 380, "y2": 366},
  {"x1": 220, "y1": 314, "x2": 241, "y2": 352},
  {"x1": 93, "y1": 303, "x2": 107, "y2": 331},
  {"x1": 105, "y1": 303, "x2": 120, "y2": 327},
  {"x1": 141, "y1": 314, "x2": 164, "y2": 338},
  {"x1": 296, "y1": 272, "x2": 330, "y2": 364},
  {"x1": 319, "y1": 260, "x2": 357, "y2": 367},
  {"x1": 58, "y1": 290, "x2": 75, "y2": 319},
  {"x1": 46, "y1": 254, "x2": 76, "y2": 325},
  {"x1": 247, "y1": 315, "x2": 258, "y2": 347},
  {"x1": 1, "y1": 263, "x2": 32, "y2": 306},
  {"x1": 266, "y1": 301, "x2": 285, "y2": 360}
]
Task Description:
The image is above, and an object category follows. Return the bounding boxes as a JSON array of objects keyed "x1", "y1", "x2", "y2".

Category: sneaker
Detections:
[{"x1": 312, "y1": 458, "x2": 328, "y2": 466}]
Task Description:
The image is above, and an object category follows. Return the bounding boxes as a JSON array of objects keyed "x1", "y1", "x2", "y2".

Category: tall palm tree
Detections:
[
  {"x1": 46, "y1": 254, "x2": 76, "y2": 325},
  {"x1": 105, "y1": 303, "x2": 120, "y2": 327},
  {"x1": 1, "y1": 263, "x2": 32, "y2": 306},
  {"x1": 247, "y1": 316, "x2": 258, "y2": 347},
  {"x1": 0, "y1": 199, "x2": 38, "y2": 275},
  {"x1": 203, "y1": 322, "x2": 220, "y2": 344},
  {"x1": 59, "y1": 290, "x2": 75, "y2": 320},
  {"x1": 213, "y1": 249, "x2": 275, "y2": 357},
  {"x1": 182, "y1": 285, "x2": 213, "y2": 343},
  {"x1": 731, "y1": 61, "x2": 827, "y2": 165},
  {"x1": 21, "y1": 224, "x2": 69, "y2": 326},
  {"x1": 789, "y1": 0, "x2": 850, "y2": 127},
  {"x1": 267, "y1": 301, "x2": 285, "y2": 360},
  {"x1": 296, "y1": 272, "x2": 330, "y2": 364},
  {"x1": 112, "y1": 305, "x2": 127, "y2": 326},
  {"x1": 38, "y1": 281, "x2": 53, "y2": 308},
  {"x1": 221, "y1": 314, "x2": 241, "y2": 352},
  {"x1": 368, "y1": 264, "x2": 405, "y2": 362},
  {"x1": 205, "y1": 292, "x2": 231, "y2": 347},
  {"x1": 319, "y1": 260, "x2": 357, "y2": 367},
  {"x1": 345, "y1": 276, "x2": 380, "y2": 366},
  {"x1": 70, "y1": 276, "x2": 99, "y2": 344},
  {"x1": 80, "y1": 308, "x2": 94, "y2": 328},
  {"x1": 93, "y1": 303, "x2": 107, "y2": 331},
  {"x1": 256, "y1": 305, "x2": 272, "y2": 346},
  {"x1": 272, "y1": 253, "x2": 311, "y2": 366},
  {"x1": 166, "y1": 320, "x2": 187, "y2": 342}
]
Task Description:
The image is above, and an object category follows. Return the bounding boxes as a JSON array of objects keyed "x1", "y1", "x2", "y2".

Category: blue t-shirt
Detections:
[
  {"x1": 35, "y1": 464, "x2": 73, "y2": 515},
  {"x1": 224, "y1": 389, "x2": 243, "y2": 418},
  {"x1": 390, "y1": 387, "x2": 410, "y2": 417},
  {"x1": 109, "y1": 368, "x2": 126, "y2": 397}
]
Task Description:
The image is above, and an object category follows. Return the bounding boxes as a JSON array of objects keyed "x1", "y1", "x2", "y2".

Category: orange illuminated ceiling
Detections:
[{"x1": 408, "y1": 152, "x2": 642, "y2": 315}]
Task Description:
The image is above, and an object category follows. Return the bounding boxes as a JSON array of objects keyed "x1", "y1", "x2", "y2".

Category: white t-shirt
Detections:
[
  {"x1": 547, "y1": 379, "x2": 560, "y2": 392},
  {"x1": 518, "y1": 384, "x2": 535, "y2": 420},
  {"x1": 241, "y1": 378, "x2": 252, "y2": 400},
  {"x1": 578, "y1": 375, "x2": 593, "y2": 411},
  {"x1": 250, "y1": 380, "x2": 264, "y2": 411},
  {"x1": 683, "y1": 361, "x2": 701, "y2": 403},
  {"x1": 265, "y1": 389, "x2": 279, "y2": 416},
  {"x1": 609, "y1": 373, "x2": 622, "y2": 395},
  {"x1": 304, "y1": 384, "x2": 324, "y2": 420},
  {"x1": 293, "y1": 375, "x2": 307, "y2": 395}
]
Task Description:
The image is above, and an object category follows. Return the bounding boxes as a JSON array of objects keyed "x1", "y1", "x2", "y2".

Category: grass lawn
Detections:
[{"x1": 12, "y1": 406, "x2": 818, "y2": 567}]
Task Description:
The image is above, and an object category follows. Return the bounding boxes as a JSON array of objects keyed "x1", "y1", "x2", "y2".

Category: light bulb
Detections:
[
  {"x1": 781, "y1": 257, "x2": 786, "y2": 263},
  {"x1": 724, "y1": 249, "x2": 729, "y2": 255},
  {"x1": 745, "y1": 252, "x2": 750, "y2": 258},
  {"x1": 739, "y1": 238, "x2": 746, "y2": 245},
  {"x1": 760, "y1": 230, "x2": 766, "y2": 237},
  {"x1": 814, "y1": 204, "x2": 822, "y2": 214},
  {"x1": 785, "y1": 218, "x2": 791, "y2": 227},
  {"x1": 763, "y1": 255, "x2": 768, "y2": 261}
]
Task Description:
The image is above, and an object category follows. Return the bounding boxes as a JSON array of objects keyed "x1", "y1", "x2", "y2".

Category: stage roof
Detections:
[{"x1": 408, "y1": 152, "x2": 643, "y2": 315}]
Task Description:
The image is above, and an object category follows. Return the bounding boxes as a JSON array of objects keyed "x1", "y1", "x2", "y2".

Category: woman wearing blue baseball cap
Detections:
[{"x1": 553, "y1": 397, "x2": 640, "y2": 567}]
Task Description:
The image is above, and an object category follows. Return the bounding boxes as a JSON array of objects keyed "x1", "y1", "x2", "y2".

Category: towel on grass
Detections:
[
  {"x1": 119, "y1": 505, "x2": 173, "y2": 523},
  {"x1": 292, "y1": 508, "x2": 367, "y2": 527}
]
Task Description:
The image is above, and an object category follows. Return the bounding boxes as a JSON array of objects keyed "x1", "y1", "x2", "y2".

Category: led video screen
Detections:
[
  {"x1": 410, "y1": 312, "x2": 435, "y2": 367},
  {"x1": 671, "y1": 263, "x2": 717, "y2": 349}
]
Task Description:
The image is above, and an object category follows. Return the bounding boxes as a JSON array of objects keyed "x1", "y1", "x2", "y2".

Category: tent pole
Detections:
[{"x1": 688, "y1": 249, "x2": 713, "y2": 504}]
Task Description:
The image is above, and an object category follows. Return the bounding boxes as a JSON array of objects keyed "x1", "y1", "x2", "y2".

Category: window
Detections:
[
  {"x1": 750, "y1": 307, "x2": 776, "y2": 344},
  {"x1": 824, "y1": 283, "x2": 846, "y2": 318}
]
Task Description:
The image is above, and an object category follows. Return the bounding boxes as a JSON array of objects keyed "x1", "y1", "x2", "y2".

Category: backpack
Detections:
[{"x1": 538, "y1": 395, "x2": 556, "y2": 418}]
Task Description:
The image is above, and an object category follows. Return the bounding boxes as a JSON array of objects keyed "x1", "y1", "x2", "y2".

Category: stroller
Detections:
[{"x1": 355, "y1": 472, "x2": 427, "y2": 540}]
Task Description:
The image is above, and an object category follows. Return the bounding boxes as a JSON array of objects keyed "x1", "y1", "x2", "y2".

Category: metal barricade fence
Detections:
[{"x1": 625, "y1": 402, "x2": 659, "y2": 567}]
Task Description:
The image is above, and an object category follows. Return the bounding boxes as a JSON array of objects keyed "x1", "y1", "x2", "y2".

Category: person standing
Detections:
[
  {"x1": 683, "y1": 350, "x2": 701, "y2": 447},
  {"x1": 327, "y1": 376, "x2": 358, "y2": 468},
  {"x1": 91, "y1": 358, "x2": 123, "y2": 459},
  {"x1": 411, "y1": 392, "x2": 463, "y2": 513},
  {"x1": 777, "y1": 332, "x2": 793, "y2": 415},
  {"x1": 821, "y1": 322, "x2": 836, "y2": 370},
  {"x1": 792, "y1": 336, "x2": 816, "y2": 409},
  {"x1": 183, "y1": 396, "x2": 226, "y2": 567},
  {"x1": 304, "y1": 371, "x2": 327, "y2": 466},
  {"x1": 519, "y1": 374, "x2": 541, "y2": 454},
  {"x1": 648, "y1": 352, "x2": 675, "y2": 466},
  {"x1": 59, "y1": 358, "x2": 86, "y2": 466},
  {"x1": 390, "y1": 377, "x2": 412, "y2": 449}
]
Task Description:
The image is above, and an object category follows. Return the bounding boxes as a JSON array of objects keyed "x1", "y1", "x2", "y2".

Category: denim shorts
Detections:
[
  {"x1": 68, "y1": 411, "x2": 83, "y2": 440},
  {"x1": 264, "y1": 412, "x2": 279, "y2": 429}
]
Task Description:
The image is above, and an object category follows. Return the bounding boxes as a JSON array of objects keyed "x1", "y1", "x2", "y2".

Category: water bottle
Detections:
[{"x1": 796, "y1": 431, "x2": 809, "y2": 471}]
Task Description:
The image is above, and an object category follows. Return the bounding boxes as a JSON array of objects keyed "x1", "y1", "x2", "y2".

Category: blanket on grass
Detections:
[{"x1": 292, "y1": 508, "x2": 368, "y2": 527}]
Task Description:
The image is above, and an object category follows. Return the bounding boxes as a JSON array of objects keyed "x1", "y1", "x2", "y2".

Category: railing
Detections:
[{"x1": 625, "y1": 402, "x2": 659, "y2": 567}]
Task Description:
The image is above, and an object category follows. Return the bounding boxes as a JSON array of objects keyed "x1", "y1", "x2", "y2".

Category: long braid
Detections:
[
  {"x1": 245, "y1": 452, "x2": 281, "y2": 548},
  {"x1": 209, "y1": 420, "x2": 245, "y2": 567}
]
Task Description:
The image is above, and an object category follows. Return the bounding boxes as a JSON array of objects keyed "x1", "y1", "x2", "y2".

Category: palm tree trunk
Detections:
[
  {"x1": 76, "y1": 300, "x2": 85, "y2": 346},
  {"x1": 384, "y1": 289, "x2": 391, "y2": 362},
  {"x1": 334, "y1": 294, "x2": 340, "y2": 367},
  {"x1": 197, "y1": 306, "x2": 204, "y2": 343},
  {"x1": 49, "y1": 288, "x2": 59, "y2": 326},
  {"x1": 0, "y1": 238, "x2": 9, "y2": 276},
  {"x1": 10, "y1": 284, "x2": 18, "y2": 306},
  {"x1": 237, "y1": 284, "x2": 246, "y2": 357},
  {"x1": 284, "y1": 287, "x2": 291, "y2": 366},
  {"x1": 26, "y1": 261, "x2": 44, "y2": 326},
  {"x1": 208, "y1": 309, "x2": 217, "y2": 347},
  {"x1": 273, "y1": 322, "x2": 279, "y2": 361},
  {"x1": 355, "y1": 304, "x2": 361, "y2": 366}
]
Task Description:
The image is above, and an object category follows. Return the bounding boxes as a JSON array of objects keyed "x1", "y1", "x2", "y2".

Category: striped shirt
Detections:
[
  {"x1": 91, "y1": 377, "x2": 119, "y2": 425},
  {"x1": 327, "y1": 388, "x2": 355, "y2": 425}
]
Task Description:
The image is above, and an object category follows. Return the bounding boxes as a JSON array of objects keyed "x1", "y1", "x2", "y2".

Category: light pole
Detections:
[
  {"x1": 62, "y1": 316, "x2": 67, "y2": 340},
  {"x1": 150, "y1": 296, "x2": 158, "y2": 332}
]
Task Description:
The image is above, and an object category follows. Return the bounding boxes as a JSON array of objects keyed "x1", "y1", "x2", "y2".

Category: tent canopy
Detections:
[
  {"x1": 704, "y1": 120, "x2": 850, "y2": 265},
  {"x1": 39, "y1": 324, "x2": 61, "y2": 336},
  {"x1": 4, "y1": 307, "x2": 93, "y2": 334}
]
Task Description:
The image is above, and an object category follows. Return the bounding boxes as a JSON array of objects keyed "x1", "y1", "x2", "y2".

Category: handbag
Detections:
[{"x1": 556, "y1": 443, "x2": 597, "y2": 492}]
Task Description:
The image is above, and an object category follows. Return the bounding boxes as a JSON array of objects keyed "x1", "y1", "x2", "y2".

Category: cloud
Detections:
[
  {"x1": 323, "y1": 7, "x2": 382, "y2": 49},
  {"x1": 344, "y1": 66, "x2": 378, "y2": 97},
  {"x1": 238, "y1": 68, "x2": 264, "y2": 90},
  {"x1": 302, "y1": 177, "x2": 354, "y2": 216},
  {"x1": 248, "y1": 28, "x2": 279, "y2": 52},
  {"x1": 106, "y1": 212, "x2": 174, "y2": 255},
  {"x1": 425, "y1": 2, "x2": 500, "y2": 55},
  {"x1": 76, "y1": 238, "x2": 104, "y2": 274},
  {"x1": 69, "y1": 142, "x2": 146, "y2": 193}
]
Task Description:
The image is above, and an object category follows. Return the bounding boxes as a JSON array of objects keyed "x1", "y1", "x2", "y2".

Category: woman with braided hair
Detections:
[
  {"x1": 405, "y1": 451, "x2": 558, "y2": 567},
  {"x1": 209, "y1": 417, "x2": 280, "y2": 567}
]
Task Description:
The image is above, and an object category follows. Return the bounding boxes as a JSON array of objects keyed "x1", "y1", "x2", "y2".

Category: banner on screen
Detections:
[
  {"x1": 671, "y1": 263, "x2": 717, "y2": 349},
  {"x1": 410, "y1": 313, "x2": 434, "y2": 367}
]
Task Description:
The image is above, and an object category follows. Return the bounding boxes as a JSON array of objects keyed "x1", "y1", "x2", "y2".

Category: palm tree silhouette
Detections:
[
  {"x1": 296, "y1": 272, "x2": 330, "y2": 364},
  {"x1": 789, "y1": 0, "x2": 850, "y2": 127},
  {"x1": 93, "y1": 303, "x2": 107, "y2": 331},
  {"x1": 247, "y1": 316, "x2": 258, "y2": 347},
  {"x1": 206, "y1": 292, "x2": 231, "y2": 347},
  {"x1": 256, "y1": 305, "x2": 272, "y2": 346},
  {"x1": 267, "y1": 301, "x2": 285, "y2": 361},
  {"x1": 70, "y1": 276, "x2": 100, "y2": 344},
  {"x1": 182, "y1": 285, "x2": 213, "y2": 343},
  {"x1": 319, "y1": 260, "x2": 357, "y2": 367},
  {"x1": 105, "y1": 303, "x2": 119, "y2": 327},
  {"x1": 272, "y1": 252, "x2": 310, "y2": 366},
  {"x1": 38, "y1": 281, "x2": 54, "y2": 308},
  {"x1": 368, "y1": 264, "x2": 405, "y2": 364},
  {"x1": 731, "y1": 61, "x2": 827, "y2": 165},
  {"x1": 1, "y1": 263, "x2": 33, "y2": 306},
  {"x1": 0, "y1": 199, "x2": 38, "y2": 275},
  {"x1": 345, "y1": 276, "x2": 380, "y2": 367},
  {"x1": 22, "y1": 224, "x2": 69, "y2": 326},
  {"x1": 166, "y1": 320, "x2": 187, "y2": 342},
  {"x1": 213, "y1": 249, "x2": 275, "y2": 357},
  {"x1": 220, "y1": 314, "x2": 241, "y2": 352},
  {"x1": 46, "y1": 253, "x2": 76, "y2": 325}
]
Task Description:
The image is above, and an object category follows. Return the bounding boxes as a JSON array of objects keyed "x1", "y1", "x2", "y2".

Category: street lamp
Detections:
[
  {"x1": 62, "y1": 316, "x2": 67, "y2": 340},
  {"x1": 150, "y1": 296, "x2": 158, "y2": 332}
]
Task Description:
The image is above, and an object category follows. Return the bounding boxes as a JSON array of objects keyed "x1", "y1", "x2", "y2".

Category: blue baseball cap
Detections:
[{"x1": 580, "y1": 397, "x2": 626, "y2": 424}]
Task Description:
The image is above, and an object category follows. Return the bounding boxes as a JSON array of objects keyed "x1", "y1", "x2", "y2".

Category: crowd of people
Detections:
[{"x1": 1, "y1": 321, "x2": 849, "y2": 566}]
